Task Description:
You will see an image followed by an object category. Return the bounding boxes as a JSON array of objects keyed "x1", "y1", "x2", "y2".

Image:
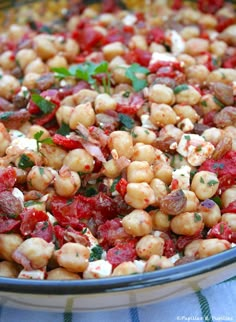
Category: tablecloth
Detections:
[{"x1": 0, "y1": 276, "x2": 235, "y2": 322}]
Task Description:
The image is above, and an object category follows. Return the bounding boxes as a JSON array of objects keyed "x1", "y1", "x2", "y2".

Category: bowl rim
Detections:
[{"x1": 0, "y1": 247, "x2": 236, "y2": 295}]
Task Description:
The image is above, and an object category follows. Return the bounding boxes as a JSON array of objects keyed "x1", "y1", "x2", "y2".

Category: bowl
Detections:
[{"x1": 0, "y1": 0, "x2": 236, "y2": 313}]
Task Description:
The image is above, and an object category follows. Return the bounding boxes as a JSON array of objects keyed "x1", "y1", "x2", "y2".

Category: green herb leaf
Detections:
[
  {"x1": 184, "y1": 135, "x2": 190, "y2": 141},
  {"x1": 84, "y1": 187, "x2": 97, "y2": 197},
  {"x1": 213, "y1": 163, "x2": 224, "y2": 170},
  {"x1": 89, "y1": 245, "x2": 104, "y2": 262},
  {"x1": 173, "y1": 84, "x2": 189, "y2": 94},
  {"x1": 125, "y1": 63, "x2": 149, "y2": 92},
  {"x1": 24, "y1": 200, "x2": 43, "y2": 207},
  {"x1": 18, "y1": 154, "x2": 35, "y2": 169},
  {"x1": 213, "y1": 96, "x2": 225, "y2": 108},
  {"x1": 52, "y1": 67, "x2": 72, "y2": 78},
  {"x1": 118, "y1": 113, "x2": 135, "y2": 129},
  {"x1": 0, "y1": 111, "x2": 14, "y2": 120},
  {"x1": 57, "y1": 122, "x2": 71, "y2": 136},
  {"x1": 110, "y1": 176, "x2": 121, "y2": 193},
  {"x1": 201, "y1": 100, "x2": 208, "y2": 107},
  {"x1": 194, "y1": 212, "x2": 202, "y2": 222},
  {"x1": 31, "y1": 94, "x2": 56, "y2": 114},
  {"x1": 39, "y1": 167, "x2": 44, "y2": 176},
  {"x1": 207, "y1": 179, "x2": 218, "y2": 186},
  {"x1": 200, "y1": 177, "x2": 205, "y2": 184},
  {"x1": 211, "y1": 196, "x2": 222, "y2": 208}
]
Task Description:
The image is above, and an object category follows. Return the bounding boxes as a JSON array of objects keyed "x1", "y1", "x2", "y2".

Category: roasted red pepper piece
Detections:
[
  {"x1": 207, "y1": 222, "x2": 232, "y2": 241},
  {"x1": 0, "y1": 167, "x2": 17, "y2": 192},
  {"x1": 222, "y1": 201, "x2": 236, "y2": 214},
  {"x1": 176, "y1": 229, "x2": 203, "y2": 251},
  {"x1": 0, "y1": 217, "x2": 20, "y2": 233},
  {"x1": 198, "y1": 0, "x2": 224, "y2": 14},
  {"x1": 115, "y1": 178, "x2": 128, "y2": 198},
  {"x1": 31, "y1": 221, "x2": 54, "y2": 242},
  {"x1": 163, "y1": 239, "x2": 176, "y2": 258},
  {"x1": 20, "y1": 208, "x2": 49, "y2": 236},
  {"x1": 52, "y1": 134, "x2": 83, "y2": 150},
  {"x1": 107, "y1": 239, "x2": 137, "y2": 268}
]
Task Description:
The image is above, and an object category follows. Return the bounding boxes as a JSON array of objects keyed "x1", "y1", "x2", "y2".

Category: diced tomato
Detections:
[
  {"x1": 115, "y1": 178, "x2": 128, "y2": 198},
  {"x1": 52, "y1": 134, "x2": 83, "y2": 150},
  {"x1": 103, "y1": 27, "x2": 124, "y2": 44},
  {"x1": 149, "y1": 61, "x2": 183, "y2": 74},
  {"x1": 116, "y1": 93, "x2": 145, "y2": 115},
  {"x1": 124, "y1": 48, "x2": 151, "y2": 67},
  {"x1": 222, "y1": 201, "x2": 236, "y2": 214},
  {"x1": 0, "y1": 167, "x2": 17, "y2": 192},
  {"x1": 147, "y1": 27, "x2": 165, "y2": 45},
  {"x1": 218, "y1": 174, "x2": 236, "y2": 193},
  {"x1": 217, "y1": 16, "x2": 235, "y2": 32},
  {"x1": 207, "y1": 222, "x2": 232, "y2": 241},
  {"x1": 102, "y1": 0, "x2": 118, "y2": 13},
  {"x1": 53, "y1": 225, "x2": 65, "y2": 248},
  {"x1": 35, "y1": 105, "x2": 59, "y2": 126},
  {"x1": 203, "y1": 110, "x2": 217, "y2": 126},
  {"x1": 31, "y1": 221, "x2": 54, "y2": 242},
  {"x1": 107, "y1": 239, "x2": 137, "y2": 268},
  {"x1": 171, "y1": 0, "x2": 183, "y2": 10},
  {"x1": 198, "y1": 0, "x2": 224, "y2": 14},
  {"x1": 163, "y1": 239, "x2": 176, "y2": 258},
  {"x1": 97, "y1": 218, "x2": 130, "y2": 249},
  {"x1": 20, "y1": 208, "x2": 49, "y2": 236},
  {"x1": 223, "y1": 56, "x2": 236, "y2": 69},
  {"x1": 0, "y1": 217, "x2": 20, "y2": 233},
  {"x1": 176, "y1": 229, "x2": 203, "y2": 251},
  {"x1": 74, "y1": 26, "x2": 104, "y2": 52}
]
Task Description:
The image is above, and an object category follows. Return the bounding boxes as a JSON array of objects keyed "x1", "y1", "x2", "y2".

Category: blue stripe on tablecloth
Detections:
[{"x1": 129, "y1": 307, "x2": 140, "y2": 322}]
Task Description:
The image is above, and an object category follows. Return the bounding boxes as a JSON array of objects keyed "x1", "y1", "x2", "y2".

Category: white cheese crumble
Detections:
[
  {"x1": 177, "y1": 118, "x2": 194, "y2": 132},
  {"x1": 18, "y1": 269, "x2": 46, "y2": 280},
  {"x1": 165, "y1": 30, "x2": 185, "y2": 55},
  {"x1": 83, "y1": 259, "x2": 112, "y2": 279},
  {"x1": 122, "y1": 14, "x2": 137, "y2": 26},
  {"x1": 171, "y1": 165, "x2": 191, "y2": 190}
]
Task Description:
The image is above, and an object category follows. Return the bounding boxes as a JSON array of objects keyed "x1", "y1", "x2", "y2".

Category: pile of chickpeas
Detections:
[{"x1": 0, "y1": 0, "x2": 236, "y2": 280}]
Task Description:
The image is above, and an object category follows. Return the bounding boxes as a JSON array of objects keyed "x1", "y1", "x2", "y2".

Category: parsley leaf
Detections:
[
  {"x1": 200, "y1": 177, "x2": 205, "y2": 184},
  {"x1": 213, "y1": 96, "x2": 224, "y2": 108},
  {"x1": 56, "y1": 122, "x2": 71, "y2": 136},
  {"x1": 194, "y1": 212, "x2": 202, "y2": 222},
  {"x1": 34, "y1": 131, "x2": 53, "y2": 152},
  {"x1": 207, "y1": 179, "x2": 219, "y2": 186},
  {"x1": 89, "y1": 245, "x2": 104, "y2": 262},
  {"x1": 31, "y1": 94, "x2": 56, "y2": 114},
  {"x1": 118, "y1": 113, "x2": 135, "y2": 129},
  {"x1": 18, "y1": 154, "x2": 35, "y2": 169},
  {"x1": 52, "y1": 67, "x2": 71, "y2": 78},
  {"x1": 125, "y1": 63, "x2": 149, "y2": 92},
  {"x1": 0, "y1": 111, "x2": 14, "y2": 120},
  {"x1": 173, "y1": 84, "x2": 189, "y2": 94}
]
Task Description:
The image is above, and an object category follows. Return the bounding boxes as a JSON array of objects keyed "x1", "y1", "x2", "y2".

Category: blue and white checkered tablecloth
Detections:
[{"x1": 0, "y1": 276, "x2": 235, "y2": 322}]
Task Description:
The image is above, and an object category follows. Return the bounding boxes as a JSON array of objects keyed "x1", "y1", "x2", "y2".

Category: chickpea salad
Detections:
[{"x1": 0, "y1": 0, "x2": 236, "y2": 281}]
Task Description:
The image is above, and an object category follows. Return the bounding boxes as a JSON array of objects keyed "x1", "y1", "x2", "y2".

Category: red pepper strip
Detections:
[
  {"x1": 52, "y1": 134, "x2": 83, "y2": 150},
  {"x1": 115, "y1": 178, "x2": 128, "y2": 198},
  {"x1": 222, "y1": 200, "x2": 236, "y2": 214},
  {"x1": 163, "y1": 239, "x2": 176, "y2": 258},
  {"x1": 207, "y1": 222, "x2": 232, "y2": 241},
  {"x1": 0, "y1": 217, "x2": 20, "y2": 233},
  {"x1": 35, "y1": 105, "x2": 59, "y2": 126}
]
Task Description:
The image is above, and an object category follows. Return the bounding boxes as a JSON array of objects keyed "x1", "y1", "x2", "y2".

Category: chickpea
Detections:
[
  {"x1": 152, "y1": 161, "x2": 173, "y2": 185},
  {"x1": 40, "y1": 144, "x2": 67, "y2": 170},
  {"x1": 56, "y1": 105, "x2": 74, "y2": 126},
  {"x1": 12, "y1": 237, "x2": 54, "y2": 270},
  {"x1": 112, "y1": 65, "x2": 131, "y2": 84},
  {"x1": 224, "y1": 126, "x2": 236, "y2": 151},
  {"x1": 25, "y1": 58, "x2": 48, "y2": 75},
  {"x1": 83, "y1": 260, "x2": 112, "y2": 279},
  {"x1": 210, "y1": 40, "x2": 227, "y2": 57},
  {"x1": 15, "y1": 49, "x2": 37, "y2": 70},
  {"x1": 178, "y1": 54, "x2": 196, "y2": 68},
  {"x1": 69, "y1": 102, "x2": 96, "y2": 129},
  {"x1": 184, "y1": 240, "x2": 202, "y2": 257},
  {"x1": 63, "y1": 38, "x2": 80, "y2": 62},
  {"x1": 54, "y1": 167, "x2": 81, "y2": 197},
  {"x1": 94, "y1": 93, "x2": 117, "y2": 113},
  {"x1": 0, "y1": 233, "x2": 23, "y2": 262},
  {"x1": 47, "y1": 267, "x2": 81, "y2": 280},
  {"x1": 221, "y1": 186, "x2": 236, "y2": 208},
  {"x1": 202, "y1": 127, "x2": 223, "y2": 146},
  {"x1": 63, "y1": 148, "x2": 94, "y2": 173},
  {"x1": 0, "y1": 51, "x2": 16, "y2": 70},
  {"x1": 150, "y1": 209, "x2": 170, "y2": 231},
  {"x1": 22, "y1": 72, "x2": 41, "y2": 89},
  {"x1": 136, "y1": 235, "x2": 164, "y2": 259},
  {"x1": 124, "y1": 182, "x2": 156, "y2": 209},
  {"x1": 185, "y1": 38, "x2": 209, "y2": 56},
  {"x1": 150, "y1": 103, "x2": 177, "y2": 127},
  {"x1": 27, "y1": 125, "x2": 50, "y2": 140},
  {"x1": 175, "y1": 85, "x2": 201, "y2": 105},
  {"x1": 186, "y1": 65, "x2": 209, "y2": 85},
  {"x1": 102, "y1": 41, "x2": 126, "y2": 61},
  {"x1": 129, "y1": 35, "x2": 148, "y2": 50},
  {"x1": 131, "y1": 143, "x2": 155, "y2": 165},
  {"x1": 0, "y1": 75, "x2": 20, "y2": 100},
  {"x1": 199, "y1": 199, "x2": 221, "y2": 228},
  {"x1": 201, "y1": 14, "x2": 217, "y2": 29},
  {"x1": 149, "y1": 84, "x2": 175, "y2": 105},
  {"x1": 103, "y1": 159, "x2": 122, "y2": 178},
  {"x1": 144, "y1": 255, "x2": 173, "y2": 272},
  {"x1": 34, "y1": 35, "x2": 57, "y2": 60},
  {"x1": 47, "y1": 55, "x2": 68, "y2": 69},
  {"x1": 196, "y1": 239, "x2": 231, "y2": 259},
  {"x1": 0, "y1": 261, "x2": 20, "y2": 278},
  {"x1": 131, "y1": 126, "x2": 157, "y2": 144},
  {"x1": 8, "y1": 24, "x2": 26, "y2": 42},
  {"x1": 112, "y1": 262, "x2": 138, "y2": 276},
  {"x1": 180, "y1": 26, "x2": 200, "y2": 40},
  {"x1": 108, "y1": 131, "x2": 134, "y2": 158},
  {"x1": 127, "y1": 161, "x2": 154, "y2": 183},
  {"x1": 182, "y1": 190, "x2": 199, "y2": 212},
  {"x1": 191, "y1": 171, "x2": 219, "y2": 200},
  {"x1": 177, "y1": 8, "x2": 201, "y2": 24},
  {"x1": 55, "y1": 242, "x2": 90, "y2": 273},
  {"x1": 27, "y1": 166, "x2": 54, "y2": 192},
  {"x1": 207, "y1": 68, "x2": 236, "y2": 85},
  {"x1": 150, "y1": 178, "x2": 168, "y2": 207},
  {"x1": 122, "y1": 209, "x2": 152, "y2": 236},
  {"x1": 221, "y1": 213, "x2": 236, "y2": 232},
  {"x1": 0, "y1": 122, "x2": 11, "y2": 157},
  {"x1": 170, "y1": 212, "x2": 204, "y2": 236},
  {"x1": 173, "y1": 104, "x2": 200, "y2": 124},
  {"x1": 199, "y1": 94, "x2": 222, "y2": 114},
  {"x1": 159, "y1": 124, "x2": 183, "y2": 143}
]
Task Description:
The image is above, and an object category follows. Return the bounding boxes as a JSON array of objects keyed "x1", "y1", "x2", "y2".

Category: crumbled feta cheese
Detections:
[
  {"x1": 83, "y1": 260, "x2": 112, "y2": 279},
  {"x1": 134, "y1": 260, "x2": 146, "y2": 273},
  {"x1": 18, "y1": 269, "x2": 46, "y2": 280},
  {"x1": 177, "y1": 134, "x2": 215, "y2": 166},
  {"x1": 17, "y1": 86, "x2": 30, "y2": 99},
  {"x1": 169, "y1": 254, "x2": 180, "y2": 264},
  {"x1": 7, "y1": 137, "x2": 38, "y2": 153},
  {"x1": 122, "y1": 14, "x2": 137, "y2": 26},
  {"x1": 9, "y1": 130, "x2": 25, "y2": 140},
  {"x1": 149, "y1": 52, "x2": 177, "y2": 68},
  {"x1": 171, "y1": 165, "x2": 191, "y2": 190},
  {"x1": 177, "y1": 118, "x2": 194, "y2": 132},
  {"x1": 165, "y1": 30, "x2": 185, "y2": 55},
  {"x1": 141, "y1": 114, "x2": 158, "y2": 129},
  {"x1": 83, "y1": 228, "x2": 99, "y2": 250},
  {"x1": 12, "y1": 188, "x2": 24, "y2": 207}
]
